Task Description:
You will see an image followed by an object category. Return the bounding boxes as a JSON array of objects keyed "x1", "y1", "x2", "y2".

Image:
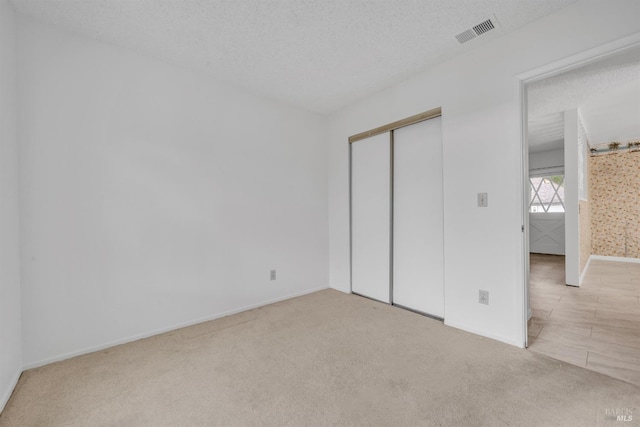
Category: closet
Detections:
[{"x1": 350, "y1": 109, "x2": 444, "y2": 319}]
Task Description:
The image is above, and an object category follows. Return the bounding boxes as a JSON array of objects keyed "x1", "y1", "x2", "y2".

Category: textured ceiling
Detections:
[
  {"x1": 528, "y1": 112, "x2": 564, "y2": 153},
  {"x1": 528, "y1": 45, "x2": 640, "y2": 150},
  {"x1": 10, "y1": 0, "x2": 577, "y2": 114}
]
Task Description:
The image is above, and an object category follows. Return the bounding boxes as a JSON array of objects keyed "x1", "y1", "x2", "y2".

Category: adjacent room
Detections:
[
  {"x1": 526, "y1": 45, "x2": 640, "y2": 384},
  {"x1": 1, "y1": 0, "x2": 639, "y2": 425}
]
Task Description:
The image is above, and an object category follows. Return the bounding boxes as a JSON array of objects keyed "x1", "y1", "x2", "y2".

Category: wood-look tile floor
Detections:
[{"x1": 528, "y1": 253, "x2": 640, "y2": 386}]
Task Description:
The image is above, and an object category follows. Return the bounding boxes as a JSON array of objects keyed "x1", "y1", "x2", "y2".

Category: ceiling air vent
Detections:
[
  {"x1": 455, "y1": 17, "x2": 498, "y2": 44},
  {"x1": 455, "y1": 29, "x2": 476, "y2": 44},
  {"x1": 473, "y1": 19, "x2": 495, "y2": 35}
]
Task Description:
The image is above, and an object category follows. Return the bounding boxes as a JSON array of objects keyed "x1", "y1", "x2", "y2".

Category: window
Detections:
[{"x1": 529, "y1": 175, "x2": 565, "y2": 213}]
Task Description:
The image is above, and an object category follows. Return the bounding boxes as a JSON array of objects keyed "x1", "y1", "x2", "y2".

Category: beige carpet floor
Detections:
[{"x1": 1, "y1": 289, "x2": 639, "y2": 426}]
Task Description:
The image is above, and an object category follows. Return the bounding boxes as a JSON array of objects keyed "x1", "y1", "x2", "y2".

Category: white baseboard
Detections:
[
  {"x1": 444, "y1": 319, "x2": 521, "y2": 348},
  {"x1": 579, "y1": 255, "x2": 593, "y2": 285},
  {"x1": 0, "y1": 368, "x2": 22, "y2": 415},
  {"x1": 23, "y1": 285, "x2": 329, "y2": 370},
  {"x1": 590, "y1": 255, "x2": 640, "y2": 264},
  {"x1": 329, "y1": 284, "x2": 350, "y2": 294},
  {"x1": 579, "y1": 254, "x2": 640, "y2": 285}
]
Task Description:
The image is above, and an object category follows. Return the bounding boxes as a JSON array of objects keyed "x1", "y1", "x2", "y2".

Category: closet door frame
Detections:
[{"x1": 349, "y1": 107, "x2": 442, "y2": 310}]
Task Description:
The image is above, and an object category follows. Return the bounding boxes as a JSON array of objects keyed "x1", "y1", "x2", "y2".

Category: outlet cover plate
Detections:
[{"x1": 479, "y1": 290, "x2": 489, "y2": 305}]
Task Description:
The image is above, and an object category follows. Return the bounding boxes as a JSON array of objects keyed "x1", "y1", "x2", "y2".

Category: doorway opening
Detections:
[{"x1": 520, "y1": 37, "x2": 640, "y2": 385}]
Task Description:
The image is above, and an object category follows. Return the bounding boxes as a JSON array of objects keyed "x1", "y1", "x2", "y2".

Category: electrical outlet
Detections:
[
  {"x1": 477, "y1": 192, "x2": 488, "y2": 207},
  {"x1": 270, "y1": 270, "x2": 276, "y2": 280},
  {"x1": 479, "y1": 290, "x2": 489, "y2": 305}
]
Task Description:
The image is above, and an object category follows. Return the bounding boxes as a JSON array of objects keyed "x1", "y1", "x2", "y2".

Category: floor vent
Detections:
[{"x1": 455, "y1": 17, "x2": 498, "y2": 44}]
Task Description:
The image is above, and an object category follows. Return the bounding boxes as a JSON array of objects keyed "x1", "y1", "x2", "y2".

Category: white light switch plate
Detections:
[{"x1": 477, "y1": 192, "x2": 488, "y2": 207}]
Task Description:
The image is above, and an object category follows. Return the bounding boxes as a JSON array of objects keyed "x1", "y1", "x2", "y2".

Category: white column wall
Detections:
[{"x1": 564, "y1": 109, "x2": 580, "y2": 286}]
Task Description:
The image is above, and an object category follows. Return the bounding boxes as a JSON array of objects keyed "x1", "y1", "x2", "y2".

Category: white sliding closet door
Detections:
[
  {"x1": 351, "y1": 133, "x2": 390, "y2": 303},
  {"x1": 393, "y1": 117, "x2": 444, "y2": 317}
]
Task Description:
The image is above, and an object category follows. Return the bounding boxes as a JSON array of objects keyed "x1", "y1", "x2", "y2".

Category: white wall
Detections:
[
  {"x1": 529, "y1": 148, "x2": 564, "y2": 173},
  {"x1": 328, "y1": 1, "x2": 640, "y2": 346},
  {"x1": 0, "y1": 0, "x2": 22, "y2": 412},
  {"x1": 18, "y1": 19, "x2": 328, "y2": 367}
]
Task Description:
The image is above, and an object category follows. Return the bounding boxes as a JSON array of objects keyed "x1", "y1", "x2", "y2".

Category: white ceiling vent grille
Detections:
[
  {"x1": 455, "y1": 29, "x2": 476, "y2": 44},
  {"x1": 455, "y1": 17, "x2": 498, "y2": 44},
  {"x1": 473, "y1": 19, "x2": 495, "y2": 35}
]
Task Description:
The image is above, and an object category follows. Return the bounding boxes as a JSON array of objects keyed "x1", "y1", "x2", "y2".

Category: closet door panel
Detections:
[
  {"x1": 393, "y1": 118, "x2": 444, "y2": 317},
  {"x1": 351, "y1": 133, "x2": 390, "y2": 303}
]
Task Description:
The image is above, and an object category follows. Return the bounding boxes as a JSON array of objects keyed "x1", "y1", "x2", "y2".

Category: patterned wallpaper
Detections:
[{"x1": 589, "y1": 151, "x2": 640, "y2": 258}]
